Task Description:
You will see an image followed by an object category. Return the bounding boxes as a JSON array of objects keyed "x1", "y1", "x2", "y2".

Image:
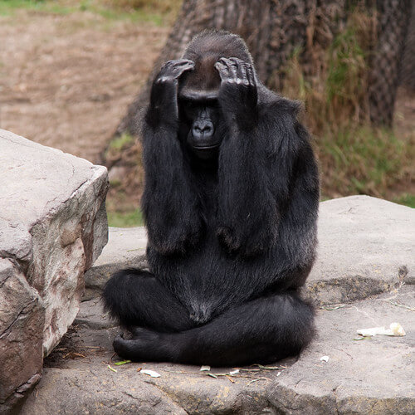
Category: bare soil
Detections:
[{"x1": 0, "y1": 9, "x2": 168, "y2": 164}]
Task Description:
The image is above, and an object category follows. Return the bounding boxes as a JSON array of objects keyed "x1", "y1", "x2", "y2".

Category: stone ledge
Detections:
[
  {"x1": 24, "y1": 195, "x2": 413, "y2": 414},
  {"x1": 22, "y1": 287, "x2": 415, "y2": 414},
  {"x1": 0, "y1": 129, "x2": 109, "y2": 413},
  {"x1": 84, "y1": 196, "x2": 415, "y2": 306}
]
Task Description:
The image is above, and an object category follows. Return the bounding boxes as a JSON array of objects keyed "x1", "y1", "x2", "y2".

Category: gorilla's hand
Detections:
[
  {"x1": 215, "y1": 57, "x2": 258, "y2": 131},
  {"x1": 150, "y1": 59, "x2": 194, "y2": 123}
]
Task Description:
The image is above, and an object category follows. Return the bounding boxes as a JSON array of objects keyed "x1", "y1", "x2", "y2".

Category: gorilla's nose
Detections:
[{"x1": 192, "y1": 120, "x2": 214, "y2": 139}]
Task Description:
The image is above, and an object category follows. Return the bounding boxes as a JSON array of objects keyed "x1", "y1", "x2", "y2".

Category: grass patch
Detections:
[
  {"x1": 108, "y1": 132, "x2": 135, "y2": 151},
  {"x1": 0, "y1": 0, "x2": 176, "y2": 24},
  {"x1": 318, "y1": 126, "x2": 411, "y2": 199},
  {"x1": 107, "y1": 208, "x2": 143, "y2": 227},
  {"x1": 282, "y1": 6, "x2": 375, "y2": 133},
  {"x1": 0, "y1": 0, "x2": 85, "y2": 16},
  {"x1": 105, "y1": 132, "x2": 136, "y2": 161},
  {"x1": 393, "y1": 194, "x2": 415, "y2": 209}
]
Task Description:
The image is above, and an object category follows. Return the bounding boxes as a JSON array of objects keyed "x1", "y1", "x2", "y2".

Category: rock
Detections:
[
  {"x1": 83, "y1": 227, "x2": 147, "y2": 300},
  {"x1": 21, "y1": 287, "x2": 415, "y2": 414},
  {"x1": 20, "y1": 195, "x2": 415, "y2": 414},
  {"x1": 85, "y1": 196, "x2": 415, "y2": 306},
  {"x1": 0, "y1": 130, "x2": 108, "y2": 413},
  {"x1": 0, "y1": 259, "x2": 43, "y2": 414},
  {"x1": 306, "y1": 196, "x2": 414, "y2": 305},
  {"x1": 75, "y1": 298, "x2": 115, "y2": 330},
  {"x1": 266, "y1": 285, "x2": 414, "y2": 414}
]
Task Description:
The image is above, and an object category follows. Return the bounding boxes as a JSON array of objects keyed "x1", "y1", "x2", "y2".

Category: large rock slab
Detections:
[
  {"x1": 21, "y1": 287, "x2": 414, "y2": 414},
  {"x1": 266, "y1": 285, "x2": 414, "y2": 414},
  {"x1": 0, "y1": 259, "x2": 43, "y2": 413},
  {"x1": 24, "y1": 195, "x2": 414, "y2": 414},
  {"x1": 0, "y1": 130, "x2": 108, "y2": 413},
  {"x1": 306, "y1": 195, "x2": 414, "y2": 304},
  {"x1": 84, "y1": 196, "x2": 415, "y2": 306}
]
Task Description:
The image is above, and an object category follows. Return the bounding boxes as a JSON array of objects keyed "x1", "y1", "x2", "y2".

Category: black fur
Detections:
[{"x1": 103, "y1": 30, "x2": 319, "y2": 366}]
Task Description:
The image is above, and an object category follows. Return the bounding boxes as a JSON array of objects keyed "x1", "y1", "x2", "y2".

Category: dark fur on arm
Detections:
[
  {"x1": 141, "y1": 119, "x2": 202, "y2": 255},
  {"x1": 217, "y1": 97, "x2": 305, "y2": 256}
]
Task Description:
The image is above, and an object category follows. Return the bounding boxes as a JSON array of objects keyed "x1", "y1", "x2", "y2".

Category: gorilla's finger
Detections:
[
  {"x1": 246, "y1": 64, "x2": 256, "y2": 86},
  {"x1": 172, "y1": 60, "x2": 195, "y2": 75},
  {"x1": 227, "y1": 59, "x2": 239, "y2": 79},
  {"x1": 238, "y1": 62, "x2": 248, "y2": 83},
  {"x1": 215, "y1": 61, "x2": 230, "y2": 80}
]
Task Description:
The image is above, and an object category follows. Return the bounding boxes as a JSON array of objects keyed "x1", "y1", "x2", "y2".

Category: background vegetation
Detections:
[
  {"x1": 281, "y1": 6, "x2": 414, "y2": 203},
  {"x1": 1, "y1": 0, "x2": 413, "y2": 226}
]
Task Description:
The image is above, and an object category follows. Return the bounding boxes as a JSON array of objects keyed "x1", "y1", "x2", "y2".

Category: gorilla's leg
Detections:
[
  {"x1": 113, "y1": 291, "x2": 315, "y2": 366},
  {"x1": 102, "y1": 269, "x2": 194, "y2": 333}
]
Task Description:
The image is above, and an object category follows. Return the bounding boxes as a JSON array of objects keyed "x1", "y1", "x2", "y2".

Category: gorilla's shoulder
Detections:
[{"x1": 258, "y1": 85, "x2": 303, "y2": 116}]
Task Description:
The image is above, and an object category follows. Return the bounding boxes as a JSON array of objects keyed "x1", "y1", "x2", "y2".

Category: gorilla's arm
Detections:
[
  {"x1": 142, "y1": 60, "x2": 202, "y2": 255},
  {"x1": 215, "y1": 58, "x2": 316, "y2": 257}
]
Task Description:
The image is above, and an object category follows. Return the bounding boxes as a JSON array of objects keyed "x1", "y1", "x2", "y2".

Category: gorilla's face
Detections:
[{"x1": 179, "y1": 95, "x2": 224, "y2": 159}]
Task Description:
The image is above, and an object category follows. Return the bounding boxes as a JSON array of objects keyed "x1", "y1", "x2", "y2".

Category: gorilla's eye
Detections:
[
  {"x1": 180, "y1": 99, "x2": 196, "y2": 115},
  {"x1": 184, "y1": 100, "x2": 195, "y2": 110}
]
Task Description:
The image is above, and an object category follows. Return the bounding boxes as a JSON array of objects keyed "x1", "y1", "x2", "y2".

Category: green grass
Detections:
[
  {"x1": 105, "y1": 133, "x2": 136, "y2": 163},
  {"x1": 0, "y1": 0, "x2": 169, "y2": 24},
  {"x1": 393, "y1": 194, "x2": 415, "y2": 209},
  {"x1": 326, "y1": 24, "x2": 367, "y2": 109},
  {"x1": 318, "y1": 126, "x2": 409, "y2": 198},
  {"x1": 107, "y1": 208, "x2": 143, "y2": 227},
  {"x1": 281, "y1": 7, "x2": 414, "y2": 205},
  {"x1": 0, "y1": 0, "x2": 77, "y2": 16},
  {"x1": 108, "y1": 132, "x2": 135, "y2": 151}
]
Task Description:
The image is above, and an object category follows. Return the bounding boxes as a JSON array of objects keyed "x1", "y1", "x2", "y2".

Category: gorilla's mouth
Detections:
[
  {"x1": 191, "y1": 143, "x2": 220, "y2": 159},
  {"x1": 193, "y1": 144, "x2": 220, "y2": 150}
]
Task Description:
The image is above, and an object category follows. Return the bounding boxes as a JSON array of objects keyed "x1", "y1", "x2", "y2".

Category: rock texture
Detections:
[
  {"x1": 0, "y1": 130, "x2": 108, "y2": 413},
  {"x1": 22, "y1": 290, "x2": 415, "y2": 415},
  {"x1": 83, "y1": 227, "x2": 147, "y2": 300},
  {"x1": 306, "y1": 195, "x2": 413, "y2": 304},
  {"x1": 0, "y1": 260, "x2": 43, "y2": 414},
  {"x1": 20, "y1": 196, "x2": 415, "y2": 414}
]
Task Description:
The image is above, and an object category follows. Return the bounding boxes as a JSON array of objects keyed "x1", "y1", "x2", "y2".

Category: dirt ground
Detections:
[
  {"x1": 1, "y1": 7, "x2": 414, "y2": 219},
  {"x1": 0, "y1": 9, "x2": 168, "y2": 164}
]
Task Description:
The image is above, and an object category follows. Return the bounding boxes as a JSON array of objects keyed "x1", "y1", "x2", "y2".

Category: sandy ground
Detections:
[{"x1": 0, "y1": 9, "x2": 168, "y2": 164}]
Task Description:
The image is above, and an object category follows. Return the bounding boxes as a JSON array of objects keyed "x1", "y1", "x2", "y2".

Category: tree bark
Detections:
[
  {"x1": 400, "y1": 0, "x2": 415, "y2": 90},
  {"x1": 367, "y1": 0, "x2": 413, "y2": 125}
]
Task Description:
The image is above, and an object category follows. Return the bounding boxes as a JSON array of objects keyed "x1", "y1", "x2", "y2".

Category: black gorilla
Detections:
[{"x1": 103, "y1": 30, "x2": 319, "y2": 366}]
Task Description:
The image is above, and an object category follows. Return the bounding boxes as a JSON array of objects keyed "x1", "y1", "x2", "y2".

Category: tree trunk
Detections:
[
  {"x1": 400, "y1": 0, "x2": 415, "y2": 91},
  {"x1": 367, "y1": 0, "x2": 412, "y2": 126},
  {"x1": 114, "y1": 0, "x2": 348, "y2": 139}
]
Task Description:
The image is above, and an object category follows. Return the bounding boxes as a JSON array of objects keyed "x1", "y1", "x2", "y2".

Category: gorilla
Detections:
[{"x1": 103, "y1": 30, "x2": 319, "y2": 366}]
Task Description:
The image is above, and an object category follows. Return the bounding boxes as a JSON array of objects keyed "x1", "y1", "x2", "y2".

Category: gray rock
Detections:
[
  {"x1": 75, "y1": 298, "x2": 115, "y2": 330},
  {"x1": 0, "y1": 259, "x2": 43, "y2": 413},
  {"x1": 306, "y1": 196, "x2": 414, "y2": 305},
  {"x1": 21, "y1": 288, "x2": 414, "y2": 414},
  {"x1": 24, "y1": 195, "x2": 414, "y2": 414},
  {"x1": 0, "y1": 130, "x2": 109, "y2": 413},
  {"x1": 267, "y1": 286, "x2": 415, "y2": 414},
  {"x1": 83, "y1": 227, "x2": 147, "y2": 300}
]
